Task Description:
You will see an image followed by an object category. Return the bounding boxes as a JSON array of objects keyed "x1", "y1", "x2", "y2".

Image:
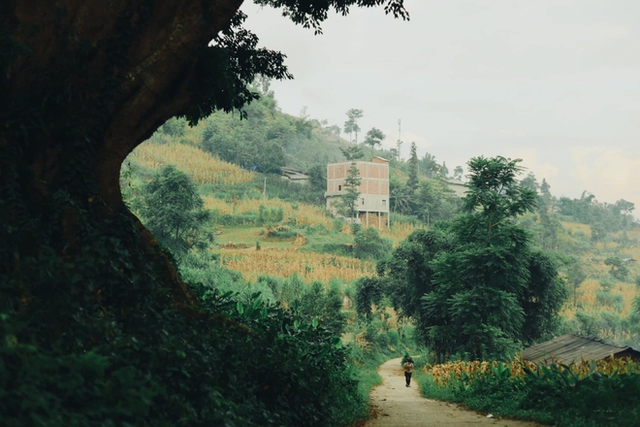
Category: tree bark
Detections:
[{"x1": 1, "y1": 0, "x2": 245, "y2": 305}]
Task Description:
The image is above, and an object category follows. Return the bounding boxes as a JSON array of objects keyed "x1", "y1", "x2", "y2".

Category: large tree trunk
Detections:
[{"x1": 1, "y1": 0, "x2": 245, "y2": 306}]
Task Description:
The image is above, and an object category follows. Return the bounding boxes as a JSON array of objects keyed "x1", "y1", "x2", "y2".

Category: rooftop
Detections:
[{"x1": 522, "y1": 334, "x2": 640, "y2": 364}]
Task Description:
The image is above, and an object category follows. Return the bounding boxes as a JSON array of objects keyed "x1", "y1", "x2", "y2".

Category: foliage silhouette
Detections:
[{"x1": 1, "y1": 1, "x2": 408, "y2": 424}]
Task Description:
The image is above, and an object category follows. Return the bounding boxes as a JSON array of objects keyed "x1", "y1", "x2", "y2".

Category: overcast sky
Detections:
[{"x1": 241, "y1": 0, "x2": 640, "y2": 210}]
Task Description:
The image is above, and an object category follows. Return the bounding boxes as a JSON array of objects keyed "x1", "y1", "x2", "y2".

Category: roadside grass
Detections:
[
  {"x1": 352, "y1": 358, "x2": 383, "y2": 407},
  {"x1": 414, "y1": 370, "x2": 455, "y2": 401},
  {"x1": 346, "y1": 324, "x2": 425, "y2": 425}
]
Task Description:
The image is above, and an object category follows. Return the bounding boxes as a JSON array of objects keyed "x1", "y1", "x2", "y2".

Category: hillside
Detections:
[
  {"x1": 124, "y1": 138, "x2": 419, "y2": 282},
  {"x1": 120, "y1": 84, "x2": 640, "y2": 354},
  {"x1": 118, "y1": 104, "x2": 640, "y2": 427}
]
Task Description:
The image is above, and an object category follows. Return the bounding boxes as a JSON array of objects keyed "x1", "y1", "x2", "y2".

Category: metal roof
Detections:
[{"x1": 522, "y1": 334, "x2": 640, "y2": 364}]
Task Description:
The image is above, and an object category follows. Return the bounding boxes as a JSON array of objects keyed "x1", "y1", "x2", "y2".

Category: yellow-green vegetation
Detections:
[
  {"x1": 219, "y1": 249, "x2": 375, "y2": 283},
  {"x1": 380, "y1": 221, "x2": 423, "y2": 244},
  {"x1": 202, "y1": 196, "x2": 334, "y2": 229},
  {"x1": 129, "y1": 141, "x2": 254, "y2": 185},
  {"x1": 424, "y1": 356, "x2": 640, "y2": 385},
  {"x1": 417, "y1": 357, "x2": 640, "y2": 427},
  {"x1": 557, "y1": 221, "x2": 640, "y2": 320},
  {"x1": 563, "y1": 278, "x2": 637, "y2": 318}
]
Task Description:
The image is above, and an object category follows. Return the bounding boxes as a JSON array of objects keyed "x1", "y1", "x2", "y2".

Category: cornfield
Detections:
[
  {"x1": 203, "y1": 196, "x2": 334, "y2": 229},
  {"x1": 219, "y1": 248, "x2": 375, "y2": 283},
  {"x1": 128, "y1": 142, "x2": 253, "y2": 185},
  {"x1": 425, "y1": 356, "x2": 640, "y2": 387},
  {"x1": 555, "y1": 221, "x2": 640, "y2": 319},
  {"x1": 562, "y1": 278, "x2": 636, "y2": 318}
]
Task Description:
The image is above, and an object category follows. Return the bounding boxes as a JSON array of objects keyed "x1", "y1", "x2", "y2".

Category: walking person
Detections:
[{"x1": 403, "y1": 358, "x2": 414, "y2": 387}]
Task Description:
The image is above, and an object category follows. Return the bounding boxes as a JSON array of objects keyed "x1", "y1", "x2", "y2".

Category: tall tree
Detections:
[
  {"x1": 537, "y1": 209, "x2": 562, "y2": 250},
  {"x1": 406, "y1": 142, "x2": 419, "y2": 194},
  {"x1": 416, "y1": 179, "x2": 460, "y2": 225},
  {"x1": 463, "y1": 156, "x2": 537, "y2": 231},
  {"x1": 380, "y1": 156, "x2": 566, "y2": 361},
  {"x1": 520, "y1": 172, "x2": 539, "y2": 192},
  {"x1": 567, "y1": 260, "x2": 587, "y2": 307},
  {"x1": 140, "y1": 166, "x2": 211, "y2": 255},
  {"x1": 440, "y1": 161, "x2": 449, "y2": 178},
  {"x1": 336, "y1": 162, "x2": 362, "y2": 220},
  {"x1": 306, "y1": 164, "x2": 327, "y2": 192},
  {"x1": 420, "y1": 152, "x2": 440, "y2": 178},
  {"x1": 364, "y1": 127, "x2": 385, "y2": 154},
  {"x1": 344, "y1": 108, "x2": 363, "y2": 144},
  {"x1": 453, "y1": 165, "x2": 463, "y2": 180},
  {"x1": 539, "y1": 177, "x2": 552, "y2": 210},
  {"x1": 613, "y1": 199, "x2": 635, "y2": 216}
]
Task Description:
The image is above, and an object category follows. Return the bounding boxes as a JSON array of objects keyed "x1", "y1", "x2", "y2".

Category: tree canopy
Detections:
[
  {"x1": 344, "y1": 108, "x2": 363, "y2": 144},
  {"x1": 140, "y1": 165, "x2": 211, "y2": 255},
  {"x1": 364, "y1": 127, "x2": 385, "y2": 152},
  {"x1": 374, "y1": 156, "x2": 567, "y2": 361}
]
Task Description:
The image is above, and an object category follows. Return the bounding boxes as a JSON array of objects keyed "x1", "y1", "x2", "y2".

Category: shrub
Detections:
[
  {"x1": 596, "y1": 289, "x2": 623, "y2": 311},
  {"x1": 353, "y1": 227, "x2": 392, "y2": 260},
  {"x1": 419, "y1": 358, "x2": 640, "y2": 427},
  {"x1": 0, "y1": 202, "x2": 367, "y2": 427}
]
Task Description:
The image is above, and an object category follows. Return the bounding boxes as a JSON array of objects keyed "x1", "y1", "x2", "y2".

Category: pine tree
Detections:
[
  {"x1": 407, "y1": 142, "x2": 419, "y2": 194},
  {"x1": 336, "y1": 162, "x2": 362, "y2": 219}
]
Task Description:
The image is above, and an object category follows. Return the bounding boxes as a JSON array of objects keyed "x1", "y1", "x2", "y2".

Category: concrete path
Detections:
[{"x1": 364, "y1": 357, "x2": 544, "y2": 427}]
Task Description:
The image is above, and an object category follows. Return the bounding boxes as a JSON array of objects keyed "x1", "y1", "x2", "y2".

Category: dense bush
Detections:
[
  {"x1": 353, "y1": 227, "x2": 392, "y2": 261},
  {"x1": 0, "y1": 207, "x2": 366, "y2": 427}
]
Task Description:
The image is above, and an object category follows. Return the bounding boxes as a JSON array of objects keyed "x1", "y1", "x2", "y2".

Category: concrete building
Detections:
[{"x1": 325, "y1": 157, "x2": 390, "y2": 229}]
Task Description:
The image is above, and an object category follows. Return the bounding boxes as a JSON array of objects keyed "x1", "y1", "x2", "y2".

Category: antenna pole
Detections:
[{"x1": 396, "y1": 119, "x2": 403, "y2": 160}]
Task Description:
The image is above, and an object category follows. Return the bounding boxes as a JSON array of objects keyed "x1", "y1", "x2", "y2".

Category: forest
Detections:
[{"x1": 2, "y1": 1, "x2": 639, "y2": 426}]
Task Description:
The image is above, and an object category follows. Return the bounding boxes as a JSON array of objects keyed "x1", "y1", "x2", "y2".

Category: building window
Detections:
[
  {"x1": 382, "y1": 199, "x2": 386, "y2": 207},
  {"x1": 361, "y1": 198, "x2": 365, "y2": 205},
  {"x1": 338, "y1": 185, "x2": 342, "y2": 191}
]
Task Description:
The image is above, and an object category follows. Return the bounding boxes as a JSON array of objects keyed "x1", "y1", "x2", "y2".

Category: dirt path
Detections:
[{"x1": 364, "y1": 357, "x2": 544, "y2": 427}]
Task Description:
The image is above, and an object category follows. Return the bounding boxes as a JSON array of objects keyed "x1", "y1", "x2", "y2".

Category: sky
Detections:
[{"x1": 241, "y1": 0, "x2": 640, "y2": 210}]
